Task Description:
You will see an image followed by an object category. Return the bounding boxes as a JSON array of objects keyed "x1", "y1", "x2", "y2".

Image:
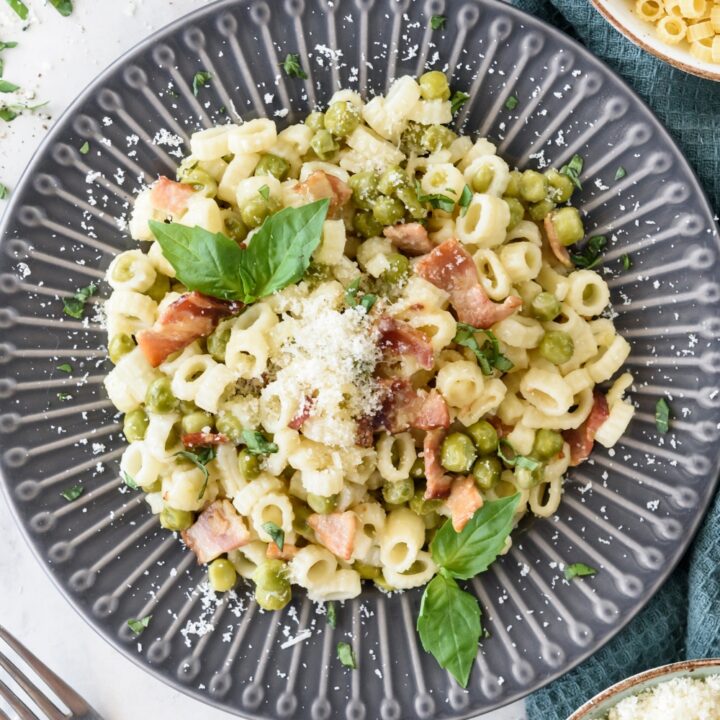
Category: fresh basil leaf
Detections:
[
  {"x1": 62, "y1": 282, "x2": 97, "y2": 319},
  {"x1": 458, "y1": 184, "x2": 472, "y2": 216},
  {"x1": 571, "y1": 235, "x2": 606, "y2": 269},
  {"x1": 56, "y1": 363, "x2": 72, "y2": 374},
  {"x1": 656, "y1": 397, "x2": 671, "y2": 434},
  {"x1": 505, "y1": 95, "x2": 518, "y2": 110},
  {"x1": 560, "y1": 154, "x2": 584, "y2": 190},
  {"x1": 122, "y1": 471, "x2": 138, "y2": 490},
  {"x1": 192, "y1": 70, "x2": 212, "y2": 96},
  {"x1": 0, "y1": 107, "x2": 17, "y2": 121},
  {"x1": 61, "y1": 483, "x2": 84, "y2": 502},
  {"x1": 327, "y1": 601, "x2": 337, "y2": 628},
  {"x1": 336, "y1": 641, "x2": 356, "y2": 669},
  {"x1": 0, "y1": 79, "x2": 19, "y2": 93},
  {"x1": 450, "y1": 91, "x2": 470, "y2": 115},
  {"x1": 79, "y1": 141, "x2": 89, "y2": 154},
  {"x1": 416, "y1": 572, "x2": 482, "y2": 688},
  {"x1": 614, "y1": 166, "x2": 626, "y2": 181},
  {"x1": 49, "y1": 0, "x2": 72, "y2": 16},
  {"x1": 242, "y1": 430, "x2": 278, "y2": 455},
  {"x1": 175, "y1": 447, "x2": 216, "y2": 499},
  {"x1": 258, "y1": 183, "x2": 270, "y2": 201},
  {"x1": 262, "y1": 521, "x2": 285, "y2": 551},
  {"x1": 5, "y1": 0, "x2": 28, "y2": 20},
  {"x1": 0, "y1": 183, "x2": 8, "y2": 199},
  {"x1": 281, "y1": 53, "x2": 307, "y2": 79},
  {"x1": 564, "y1": 562, "x2": 597, "y2": 581},
  {"x1": 127, "y1": 615, "x2": 152, "y2": 635},
  {"x1": 430, "y1": 14, "x2": 445, "y2": 30},
  {"x1": 430, "y1": 494, "x2": 521, "y2": 580}
]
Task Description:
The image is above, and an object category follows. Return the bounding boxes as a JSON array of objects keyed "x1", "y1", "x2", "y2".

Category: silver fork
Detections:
[{"x1": 0, "y1": 626, "x2": 103, "y2": 720}]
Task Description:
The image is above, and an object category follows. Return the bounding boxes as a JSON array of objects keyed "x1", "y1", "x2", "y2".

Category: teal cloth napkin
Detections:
[{"x1": 508, "y1": 2, "x2": 720, "y2": 718}]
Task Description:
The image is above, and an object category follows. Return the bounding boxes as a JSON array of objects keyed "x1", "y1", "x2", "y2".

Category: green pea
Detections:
[
  {"x1": 108, "y1": 333, "x2": 135, "y2": 364},
  {"x1": 381, "y1": 478, "x2": 414, "y2": 505},
  {"x1": 179, "y1": 166, "x2": 217, "y2": 197},
  {"x1": 396, "y1": 186, "x2": 428, "y2": 220},
  {"x1": 372, "y1": 196, "x2": 405, "y2": 226},
  {"x1": 291, "y1": 498, "x2": 313, "y2": 537},
  {"x1": 307, "y1": 493, "x2": 339, "y2": 514},
  {"x1": 143, "y1": 479, "x2": 162, "y2": 493},
  {"x1": 254, "y1": 559, "x2": 291, "y2": 610},
  {"x1": 546, "y1": 169, "x2": 575, "y2": 203},
  {"x1": 348, "y1": 171, "x2": 379, "y2": 210},
  {"x1": 310, "y1": 129, "x2": 339, "y2": 160},
  {"x1": 159, "y1": 506, "x2": 194, "y2": 532},
  {"x1": 254, "y1": 152, "x2": 289, "y2": 181},
  {"x1": 353, "y1": 211, "x2": 384, "y2": 238},
  {"x1": 472, "y1": 456, "x2": 502, "y2": 490},
  {"x1": 382, "y1": 252, "x2": 410, "y2": 284},
  {"x1": 374, "y1": 575, "x2": 395, "y2": 592},
  {"x1": 423, "y1": 511, "x2": 442, "y2": 530},
  {"x1": 145, "y1": 273, "x2": 170, "y2": 303},
  {"x1": 504, "y1": 197, "x2": 525, "y2": 230},
  {"x1": 181, "y1": 411, "x2": 213, "y2": 435},
  {"x1": 209, "y1": 558, "x2": 237, "y2": 592},
  {"x1": 514, "y1": 465, "x2": 542, "y2": 490},
  {"x1": 165, "y1": 422, "x2": 181, "y2": 453},
  {"x1": 123, "y1": 408, "x2": 148, "y2": 442},
  {"x1": 504, "y1": 170, "x2": 522, "y2": 198},
  {"x1": 224, "y1": 210, "x2": 248, "y2": 243},
  {"x1": 530, "y1": 292, "x2": 561, "y2": 322},
  {"x1": 529, "y1": 198, "x2": 556, "y2": 222},
  {"x1": 238, "y1": 449, "x2": 260, "y2": 479},
  {"x1": 145, "y1": 377, "x2": 177, "y2": 414},
  {"x1": 409, "y1": 488, "x2": 442, "y2": 516},
  {"x1": 471, "y1": 165, "x2": 494, "y2": 193},
  {"x1": 533, "y1": 428, "x2": 564, "y2": 460},
  {"x1": 466, "y1": 420, "x2": 499, "y2": 455},
  {"x1": 421, "y1": 124, "x2": 456, "y2": 153},
  {"x1": 216, "y1": 413, "x2": 244, "y2": 443},
  {"x1": 400, "y1": 121, "x2": 426, "y2": 154},
  {"x1": 179, "y1": 400, "x2": 198, "y2": 414},
  {"x1": 539, "y1": 330, "x2": 574, "y2": 365},
  {"x1": 206, "y1": 320, "x2": 232, "y2": 363},
  {"x1": 255, "y1": 584, "x2": 292, "y2": 611},
  {"x1": 409, "y1": 457, "x2": 426, "y2": 479},
  {"x1": 419, "y1": 70, "x2": 451, "y2": 100},
  {"x1": 305, "y1": 111, "x2": 325, "y2": 132},
  {"x1": 305, "y1": 262, "x2": 334, "y2": 287},
  {"x1": 549, "y1": 207, "x2": 584, "y2": 246},
  {"x1": 377, "y1": 165, "x2": 410, "y2": 196},
  {"x1": 240, "y1": 195, "x2": 270, "y2": 229},
  {"x1": 324, "y1": 100, "x2": 361, "y2": 137},
  {"x1": 353, "y1": 561, "x2": 381, "y2": 580},
  {"x1": 440, "y1": 432, "x2": 477, "y2": 473},
  {"x1": 520, "y1": 169, "x2": 548, "y2": 204}
]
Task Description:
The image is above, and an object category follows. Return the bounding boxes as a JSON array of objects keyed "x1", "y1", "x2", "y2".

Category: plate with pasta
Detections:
[{"x1": 0, "y1": 1, "x2": 719, "y2": 719}]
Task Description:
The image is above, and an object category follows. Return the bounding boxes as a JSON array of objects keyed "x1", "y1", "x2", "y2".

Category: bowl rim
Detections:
[
  {"x1": 590, "y1": 0, "x2": 720, "y2": 82},
  {"x1": 568, "y1": 658, "x2": 720, "y2": 719}
]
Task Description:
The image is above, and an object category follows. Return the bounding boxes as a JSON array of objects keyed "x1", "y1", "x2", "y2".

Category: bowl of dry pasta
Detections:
[{"x1": 592, "y1": 0, "x2": 720, "y2": 80}]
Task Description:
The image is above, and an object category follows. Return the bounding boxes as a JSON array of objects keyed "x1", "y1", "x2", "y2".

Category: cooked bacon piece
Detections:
[
  {"x1": 355, "y1": 415, "x2": 375, "y2": 448},
  {"x1": 414, "y1": 238, "x2": 522, "y2": 328},
  {"x1": 137, "y1": 291, "x2": 242, "y2": 367},
  {"x1": 413, "y1": 390, "x2": 451, "y2": 431},
  {"x1": 182, "y1": 500, "x2": 251, "y2": 564},
  {"x1": 446, "y1": 475, "x2": 484, "y2": 532},
  {"x1": 544, "y1": 214, "x2": 573, "y2": 268},
  {"x1": 149, "y1": 176, "x2": 195, "y2": 216},
  {"x1": 296, "y1": 171, "x2": 352, "y2": 217},
  {"x1": 563, "y1": 392, "x2": 610, "y2": 466},
  {"x1": 486, "y1": 416, "x2": 513, "y2": 438},
  {"x1": 307, "y1": 511, "x2": 358, "y2": 561},
  {"x1": 288, "y1": 396, "x2": 316, "y2": 430},
  {"x1": 383, "y1": 222, "x2": 434, "y2": 256},
  {"x1": 423, "y1": 428, "x2": 453, "y2": 499},
  {"x1": 181, "y1": 432, "x2": 229, "y2": 448},
  {"x1": 377, "y1": 316, "x2": 434, "y2": 371},
  {"x1": 267, "y1": 542, "x2": 299, "y2": 561}
]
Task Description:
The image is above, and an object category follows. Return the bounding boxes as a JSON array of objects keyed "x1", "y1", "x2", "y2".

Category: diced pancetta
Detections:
[
  {"x1": 563, "y1": 392, "x2": 610, "y2": 466},
  {"x1": 377, "y1": 316, "x2": 434, "y2": 370},
  {"x1": 288, "y1": 396, "x2": 315, "y2": 430},
  {"x1": 137, "y1": 291, "x2": 242, "y2": 367},
  {"x1": 383, "y1": 222, "x2": 434, "y2": 256},
  {"x1": 544, "y1": 214, "x2": 573, "y2": 268},
  {"x1": 446, "y1": 475, "x2": 483, "y2": 532},
  {"x1": 423, "y1": 428, "x2": 453, "y2": 499},
  {"x1": 413, "y1": 390, "x2": 451, "y2": 431},
  {"x1": 267, "y1": 542, "x2": 299, "y2": 561},
  {"x1": 149, "y1": 176, "x2": 195, "y2": 216},
  {"x1": 414, "y1": 238, "x2": 522, "y2": 328},
  {"x1": 307, "y1": 511, "x2": 358, "y2": 561},
  {"x1": 182, "y1": 499, "x2": 251, "y2": 564},
  {"x1": 369, "y1": 379, "x2": 450, "y2": 436},
  {"x1": 296, "y1": 171, "x2": 352, "y2": 217},
  {"x1": 181, "y1": 432, "x2": 229, "y2": 448}
]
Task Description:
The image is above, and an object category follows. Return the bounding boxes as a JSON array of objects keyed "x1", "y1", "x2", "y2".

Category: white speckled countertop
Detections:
[{"x1": 0, "y1": 2, "x2": 526, "y2": 718}]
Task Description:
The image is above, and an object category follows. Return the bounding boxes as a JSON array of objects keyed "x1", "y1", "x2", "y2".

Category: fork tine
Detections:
[
  {"x1": 0, "y1": 648, "x2": 65, "y2": 720},
  {"x1": 0, "y1": 676, "x2": 39, "y2": 720},
  {"x1": 0, "y1": 627, "x2": 91, "y2": 716}
]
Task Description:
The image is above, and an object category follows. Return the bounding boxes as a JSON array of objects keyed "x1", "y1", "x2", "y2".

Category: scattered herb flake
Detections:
[
  {"x1": 5, "y1": 0, "x2": 29, "y2": 21},
  {"x1": 614, "y1": 166, "x2": 626, "y2": 181},
  {"x1": 453, "y1": 323, "x2": 513, "y2": 375},
  {"x1": 122, "y1": 471, "x2": 138, "y2": 490},
  {"x1": 430, "y1": 14, "x2": 446, "y2": 30},
  {"x1": 281, "y1": 53, "x2": 307, "y2": 79},
  {"x1": 560, "y1": 153, "x2": 584, "y2": 190},
  {"x1": 56, "y1": 392, "x2": 72, "y2": 401},
  {"x1": 61, "y1": 484, "x2": 84, "y2": 502},
  {"x1": 263, "y1": 521, "x2": 285, "y2": 551},
  {"x1": 242, "y1": 430, "x2": 279, "y2": 455},
  {"x1": 564, "y1": 563, "x2": 597, "y2": 581},
  {"x1": 258, "y1": 184, "x2": 270, "y2": 201},
  {"x1": 0, "y1": 42, "x2": 18, "y2": 51},
  {"x1": 345, "y1": 277, "x2": 361, "y2": 307},
  {"x1": 62, "y1": 282, "x2": 97, "y2": 319},
  {"x1": 571, "y1": 235, "x2": 606, "y2": 269},
  {"x1": 496, "y1": 441, "x2": 538, "y2": 471},
  {"x1": 0, "y1": 108, "x2": 17, "y2": 121},
  {"x1": 336, "y1": 641, "x2": 356, "y2": 669},
  {"x1": 79, "y1": 141, "x2": 89, "y2": 155},
  {"x1": 516, "y1": 455, "x2": 541, "y2": 472},
  {"x1": 360, "y1": 293, "x2": 377, "y2": 312},
  {"x1": 450, "y1": 90, "x2": 470, "y2": 115},
  {"x1": 621, "y1": 254, "x2": 632, "y2": 271},
  {"x1": 0, "y1": 183, "x2": 7, "y2": 200},
  {"x1": 656, "y1": 397, "x2": 671, "y2": 434},
  {"x1": 127, "y1": 615, "x2": 152, "y2": 635},
  {"x1": 0, "y1": 79, "x2": 20, "y2": 93},
  {"x1": 327, "y1": 601, "x2": 337, "y2": 628},
  {"x1": 56, "y1": 363, "x2": 72, "y2": 374},
  {"x1": 458, "y1": 184, "x2": 472, "y2": 216},
  {"x1": 49, "y1": 0, "x2": 72, "y2": 16},
  {"x1": 175, "y1": 446, "x2": 216, "y2": 499},
  {"x1": 0, "y1": 100, "x2": 47, "y2": 123},
  {"x1": 192, "y1": 71, "x2": 212, "y2": 96},
  {"x1": 505, "y1": 95, "x2": 519, "y2": 111}
]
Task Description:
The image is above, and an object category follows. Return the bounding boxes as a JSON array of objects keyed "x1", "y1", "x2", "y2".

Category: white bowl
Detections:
[{"x1": 592, "y1": 0, "x2": 720, "y2": 81}]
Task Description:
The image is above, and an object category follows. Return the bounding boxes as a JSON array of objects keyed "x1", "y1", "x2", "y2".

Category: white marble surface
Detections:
[{"x1": 0, "y1": 2, "x2": 526, "y2": 718}]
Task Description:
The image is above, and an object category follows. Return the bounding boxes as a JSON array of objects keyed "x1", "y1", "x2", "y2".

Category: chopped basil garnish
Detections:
[
  {"x1": 570, "y1": 235, "x2": 606, "y2": 269},
  {"x1": 621, "y1": 253, "x2": 632, "y2": 271},
  {"x1": 242, "y1": 430, "x2": 279, "y2": 455},
  {"x1": 458, "y1": 184, "x2": 472, "y2": 216},
  {"x1": 327, "y1": 601, "x2": 337, "y2": 628},
  {"x1": 122, "y1": 471, "x2": 138, "y2": 490},
  {"x1": 505, "y1": 95, "x2": 519, "y2": 110},
  {"x1": 5, "y1": 0, "x2": 29, "y2": 21},
  {"x1": 61, "y1": 483, "x2": 84, "y2": 502},
  {"x1": 560, "y1": 153, "x2": 583, "y2": 190},
  {"x1": 62, "y1": 282, "x2": 97, "y2": 319},
  {"x1": 149, "y1": 199, "x2": 329, "y2": 303},
  {"x1": 450, "y1": 90, "x2": 470, "y2": 115},
  {"x1": 192, "y1": 70, "x2": 211, "y2": 96},
  {"x1": 56, "y1": 363, "x2": 72, "y2": 374},
  {"x1": 56, "y1": 392, "x2": 72, "y2": 401},
  {"x1": 0, "y1": 79, "x2": 20, "y2": 93},
  {"x1": 258, "y1": 183, "x2": 270, "y2": 201},
  {"x1": 49, "y1": 0, "x2": 72, "y2": 16},
  {"x1": 79, "y1": 141, "x2": 89, "y2": 155},
  {"x1": 515, "y1": 455, "x2": 541, "y2": 472},
  {"x1": 614, "y1": 166, "x2": 626, "y2": 181},
  {"x1": 416, "y1": 183, "x2": 456, "y2": 213},
  {"x1": 127, "y1": 615, "x2": 152, "y2": 635},
  {"x1": 336, "y1": 641, "x2": 356, "y2": 669},
  {"x1": 176, "y1": 447, "x2": 216, "y2": 499},
  {"x1": 656, "y1": 397, "x2": 671, "y2": 434},
  {"x1": 430, "y1": 14, "x2": 446, "y2": 30},
  {"x1": 359, "y1": 293, "x2": 376, "y2": 312},
  {"x1": 0, "y1": 183, "x2": 7, "y2": 199},
  {"x1": 263, "y1": 521, "x2": 285, "y2": 551},
  {"x1": 496, "y1": 440, "x2": 538, "y2": 471},
  {"x1": 0, "y1": 100, "x2": 47, "y2": 123},
  {"x1": 281, "y1": 53, "x2": 307, "y2": 80},
  {"x1": 453, "y1": 323, "x2": 513, "y2": 376},
  {"x1": 0, "y1": 42, "x2": 18, "y2": 52},
  {"x1": 564, "y1": 562, "x2": 597, "y2": 581}
]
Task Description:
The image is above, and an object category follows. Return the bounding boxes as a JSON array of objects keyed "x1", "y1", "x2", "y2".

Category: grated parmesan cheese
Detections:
[{"x1": 604, "y1": 674, "x2": 720, "y2": 720}]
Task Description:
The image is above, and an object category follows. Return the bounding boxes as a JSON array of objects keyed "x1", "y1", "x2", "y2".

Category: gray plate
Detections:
[{"x1": 0, "y1": 1, "x2": 719, "y2": 718}]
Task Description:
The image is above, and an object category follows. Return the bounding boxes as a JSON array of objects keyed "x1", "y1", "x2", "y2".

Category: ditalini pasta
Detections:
[{"x1": 104, "y1": 73, "x2": 634, "y2": 620}]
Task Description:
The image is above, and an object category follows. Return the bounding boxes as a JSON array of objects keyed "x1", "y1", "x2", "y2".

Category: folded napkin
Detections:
[{"x1": 506, "y1": 1, "x2": 720, "y2": 718}]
